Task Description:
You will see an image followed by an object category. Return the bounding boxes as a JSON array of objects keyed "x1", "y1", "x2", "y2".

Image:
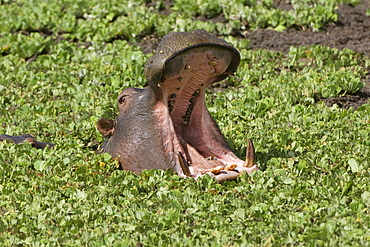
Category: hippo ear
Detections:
[{"x1": 97, "y1": 118, "x2": 116, "y2": 137}]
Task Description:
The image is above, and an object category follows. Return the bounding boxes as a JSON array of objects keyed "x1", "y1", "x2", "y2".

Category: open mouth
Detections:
[{"x1": 156, "y1": 46, "x2": 255, "y2": 177}]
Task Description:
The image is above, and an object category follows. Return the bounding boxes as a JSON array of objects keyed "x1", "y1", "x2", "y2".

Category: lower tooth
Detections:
[
  {"x1": 209, "y1": 166, "x2": 224, "y2": 175},
  {"x1": 224, "y1": 164, "x2": 237, "y2": 171}
]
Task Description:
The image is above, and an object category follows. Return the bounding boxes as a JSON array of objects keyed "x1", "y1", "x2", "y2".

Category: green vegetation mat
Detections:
[{"x1": 1, "y1": 0, "x2": 369, "y2": 246}]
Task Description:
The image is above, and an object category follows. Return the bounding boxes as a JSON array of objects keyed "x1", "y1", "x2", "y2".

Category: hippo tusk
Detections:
[
  {"x1": 212, "y1": 170, "x2": 240, "y2": 183},
  {"x1": 224, "y1": 164, "x2": 237, "y2": 171},
  {"x1": 209, "y1": 166, "x2": 224, "y2": 175},
  {"x1": 243, "y1": 139, "x2": 255, "y2": 168},
  {"x1": 178, "y1": 152, "x2": 191, "y2": 177}
]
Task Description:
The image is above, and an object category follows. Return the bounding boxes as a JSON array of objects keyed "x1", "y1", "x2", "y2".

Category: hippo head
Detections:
[{"x1": 97, "y1": 30, "x2": 259, "y2": 182}]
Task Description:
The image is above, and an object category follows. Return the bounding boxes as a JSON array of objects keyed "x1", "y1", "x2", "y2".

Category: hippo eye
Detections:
[{"x1": 118, "y1": 96, "x2": 126, "y2": 104}]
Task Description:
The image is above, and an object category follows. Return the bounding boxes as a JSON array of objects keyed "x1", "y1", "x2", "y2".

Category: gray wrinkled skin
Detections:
[{"x1": 99, "y1": 87, "x2": 184, "y2": 175}]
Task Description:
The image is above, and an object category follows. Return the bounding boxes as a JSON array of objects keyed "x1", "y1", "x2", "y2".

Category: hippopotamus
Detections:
[
  {"x1": 97, "y1": 29, "x2": 259, "y2": 182},
  {"x1": 0, "y1": 134, "x2": 54, "y2": 149}
]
